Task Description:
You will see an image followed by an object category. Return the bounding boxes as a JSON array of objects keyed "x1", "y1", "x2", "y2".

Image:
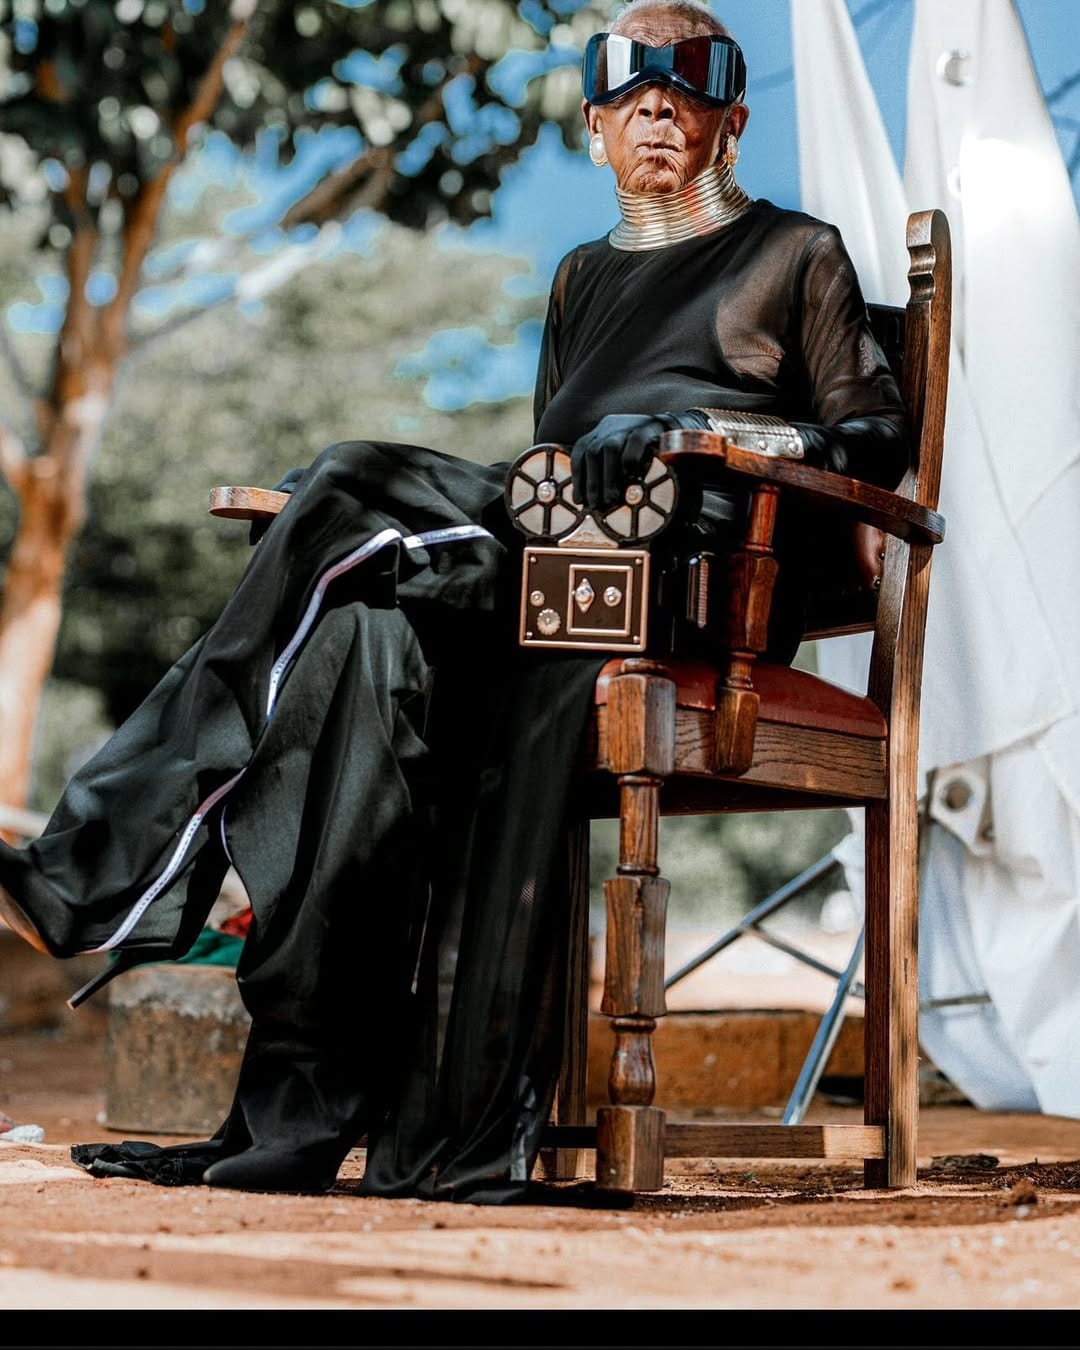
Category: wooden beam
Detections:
[
  {"x1": 663, "y1": 1123, "x2": 884, "y2": 1159},
  {"x1": 595, "y1": 707, "x2": 887, "y2": 798},
  {"x1": 541, "y1": 1122, "x2": 885, "y2": 1159}
]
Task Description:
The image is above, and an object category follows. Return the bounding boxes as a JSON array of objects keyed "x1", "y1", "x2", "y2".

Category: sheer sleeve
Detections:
[
  {"x1": 791, "y1": 226, "x2": 909, "y2": 490},
  {"x1": 532, "y1": 253, "x2": 572, "y2": 438}
]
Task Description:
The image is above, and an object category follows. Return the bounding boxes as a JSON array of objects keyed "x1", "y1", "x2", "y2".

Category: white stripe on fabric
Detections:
[
  {"x1": 265, "y1": 526, "x2": 404, "y2": 718},
  {"x1": 90, "y1": 769, "x2": 246, "y2": 952},
  {"x1": 264, "y1": 525, "x2": 492, "y2": 718},
  {"x1": 85, "y1": 520, "x2": 495, "y2": 954},
  {"x1": 402, "y1": 523, "x2": 493, "y2": 551},
  {"x1": 219, "y1": 805, "x2": 233, "y2": 864}
]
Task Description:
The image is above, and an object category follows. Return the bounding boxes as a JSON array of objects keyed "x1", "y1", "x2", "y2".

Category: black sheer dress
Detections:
[{"x1": 0, "y1": 199, "x2": 905, "y2": 1202}]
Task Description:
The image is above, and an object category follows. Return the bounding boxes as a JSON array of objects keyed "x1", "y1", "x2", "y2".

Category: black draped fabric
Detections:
[
  {"x1": 534, "y1": 200, "x2": 907, "y2": 660},
  {"x1": 1, "y1": 198, "x2": 905, "y2": 1203},
  {"x1": 534, "y1": 199, "x2": 904, "y2": 469}
]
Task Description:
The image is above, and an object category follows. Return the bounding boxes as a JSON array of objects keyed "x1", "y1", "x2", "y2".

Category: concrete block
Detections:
[{"x1": 104, "y1": 964, "x2": 251, "y2": 1136}]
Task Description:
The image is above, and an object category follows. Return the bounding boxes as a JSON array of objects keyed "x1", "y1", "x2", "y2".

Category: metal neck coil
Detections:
[{"x1": 609, "y1": 161, "x2": 753, "y2": 252}]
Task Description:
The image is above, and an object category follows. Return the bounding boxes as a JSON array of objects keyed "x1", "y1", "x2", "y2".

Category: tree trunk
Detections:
[
  {"x1": 0, "y1": 18, "x2": 251, "y2": 818},
  {"x1": 0, "y1": 369, "x2": 113, "y2": 812}
]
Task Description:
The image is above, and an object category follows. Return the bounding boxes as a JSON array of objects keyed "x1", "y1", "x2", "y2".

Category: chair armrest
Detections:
[
  {"x1": 208, "y1": 485, "x2": 290, "y2": 520},
  {"x1": 658, "y1": 429, "x2": 945, "y2": 546}
]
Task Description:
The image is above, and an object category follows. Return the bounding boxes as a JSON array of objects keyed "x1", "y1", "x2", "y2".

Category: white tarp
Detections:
[{"x1": 791, "y1": 0, "x2": 1080, "y2": 1113}]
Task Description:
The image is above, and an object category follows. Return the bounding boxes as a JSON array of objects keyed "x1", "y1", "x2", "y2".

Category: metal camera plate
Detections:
[{"x1": 519, "y1": 547, "x2": 650, "y2": 652}]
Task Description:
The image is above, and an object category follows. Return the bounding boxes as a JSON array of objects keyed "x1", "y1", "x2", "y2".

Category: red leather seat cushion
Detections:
[{"x1": 594, "y1": 657, "x2": 886, "y2": 739}]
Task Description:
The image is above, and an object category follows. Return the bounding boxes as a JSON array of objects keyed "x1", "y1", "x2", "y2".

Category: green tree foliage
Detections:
[{"x1": 0, "y1": 0, "x2": 604, "y2": 242}]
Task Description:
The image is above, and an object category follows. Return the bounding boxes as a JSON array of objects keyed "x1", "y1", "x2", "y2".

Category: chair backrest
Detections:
[
  {"x1": 868, "y1": 302, "x2": 906, "y2": 388},
  {"x1": 802, "y1": 209, "x2": 951, "y2": 643},
  {"x1": 889, "y1": 209, "x2": 952, "y2": 518},
  {"x1": 866, "y1": 208, "x2": 951, "y2": 719}
]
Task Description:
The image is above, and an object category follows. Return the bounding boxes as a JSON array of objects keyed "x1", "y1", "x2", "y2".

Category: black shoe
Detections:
[{"x1": 202, "y1": 1146, "x2": 342, "y2": 1195}]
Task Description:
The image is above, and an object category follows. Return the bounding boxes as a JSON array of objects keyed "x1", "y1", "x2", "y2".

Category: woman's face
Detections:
[{"x1": 583, "y1": 11, "x2": 749, "y2": 194}]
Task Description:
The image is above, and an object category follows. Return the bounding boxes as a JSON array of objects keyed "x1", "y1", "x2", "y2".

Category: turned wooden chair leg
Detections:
[
  {"x1": 596, "y1": 660, "x2": 674, "y2": 1193},
  {"x1": 863, "y1": 786, "x2": 920, "y2": 1188},
  {"x1": 714, "y1": 482, "x2": 778, "y2": 775}
]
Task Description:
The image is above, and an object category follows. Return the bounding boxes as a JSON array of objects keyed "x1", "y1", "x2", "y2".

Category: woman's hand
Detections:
[
  {"x1": 570, "y1": 411, "x2": 708, "y2": 511},
  {"x1": 853, "y1": 523, "x2": 888, "y2": 591},
  {"x1": 789, "y1": 416, "x2": 908, "y2": 491}
]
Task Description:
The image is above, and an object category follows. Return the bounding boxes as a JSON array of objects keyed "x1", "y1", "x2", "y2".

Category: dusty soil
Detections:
[{"x1": 4, "y1": 1016, "x2": 1080, "y2": 1337}]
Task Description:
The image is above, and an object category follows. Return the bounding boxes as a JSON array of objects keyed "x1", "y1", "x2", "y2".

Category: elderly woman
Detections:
[{"x1": 0, "y1": 0, "x2": 904, "y2": 1202}]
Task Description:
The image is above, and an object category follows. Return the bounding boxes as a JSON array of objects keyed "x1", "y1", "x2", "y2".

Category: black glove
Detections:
[
  {"x1": 790, "y1": 415, "x2": 908, "y2": 491},
  {"x1": 570, "y1": 411, "x2": 710, "y2": 512},
  {"x1": 249, "y1": 466, "x2": 307, "y2": 545}
]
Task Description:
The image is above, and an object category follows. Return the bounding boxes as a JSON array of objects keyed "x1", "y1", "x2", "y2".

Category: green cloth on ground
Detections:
[{"x1": 176, "y1": 927, "x2": 245, "y2": 967}]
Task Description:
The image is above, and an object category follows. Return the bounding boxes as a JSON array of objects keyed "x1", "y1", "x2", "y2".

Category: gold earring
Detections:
[
  {"x1": 723, "y1": 133, "x2": 739, "y2": 167},
  {"x1": 589, "y1": 132, "x2": 608, "y2": 167}
]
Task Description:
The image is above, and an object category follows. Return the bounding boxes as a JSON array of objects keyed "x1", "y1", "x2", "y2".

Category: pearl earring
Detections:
[
  {"x1": 723, "y1": 133, "x2": 739, "y2": 167},
  {"x1": 589, "y1": 132, "x2": 608, "y2": 167}
]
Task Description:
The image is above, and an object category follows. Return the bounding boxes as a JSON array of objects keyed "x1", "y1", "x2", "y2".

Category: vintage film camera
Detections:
[
  {"x1": 504, "y1": 414, "x2": 808, "y2": 658},
  {"x1": 504, "y1": 442, "x2": 693, "y2": 655}
]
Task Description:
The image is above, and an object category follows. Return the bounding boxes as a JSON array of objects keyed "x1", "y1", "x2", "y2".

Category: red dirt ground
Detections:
[{"x1": 4, "y1": 1012, "x2": 1080, "y2": 1337}]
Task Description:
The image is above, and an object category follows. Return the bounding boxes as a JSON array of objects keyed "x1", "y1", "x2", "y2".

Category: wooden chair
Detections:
[
  {"x1": 535, "y1": 207, "x2": 951, "y2": 1193},
  {"x1": 209, "y1": 207, "x2": 951, "y2": 1195}
]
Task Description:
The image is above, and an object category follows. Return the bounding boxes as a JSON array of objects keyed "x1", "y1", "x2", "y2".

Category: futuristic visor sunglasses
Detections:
[{"x1": 582, "y1": 32, "x2": 746, "y2": 108}]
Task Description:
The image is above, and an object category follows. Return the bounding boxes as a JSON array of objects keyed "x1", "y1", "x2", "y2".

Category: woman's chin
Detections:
[{"x1": 626, "y1": 165, "x2": 688, "y2": 194}]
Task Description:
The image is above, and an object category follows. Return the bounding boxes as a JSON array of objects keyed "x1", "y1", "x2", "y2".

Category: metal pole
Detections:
[
  {"x1": 664, "y1": 853, "x2": 842, "y2": 990},
  {"x1": 782, "y1": 923, "x2": 865, "y2": 1125}
]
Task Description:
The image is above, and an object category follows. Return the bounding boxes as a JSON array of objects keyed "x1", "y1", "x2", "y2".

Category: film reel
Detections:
[
  {"x1": 596, "y1": 454, "x2": 678, "y2": 544},
  {"x1": 506, "y1": 443, "x2": 679, "y2": 544},
  {"x1": 505, "y1": 444, "x2": 586, "y2": 540}
]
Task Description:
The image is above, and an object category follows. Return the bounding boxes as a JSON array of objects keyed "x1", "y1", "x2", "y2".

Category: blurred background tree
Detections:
[{"x1": 0, "y1": 0, "x2": 603, "y2": 812}]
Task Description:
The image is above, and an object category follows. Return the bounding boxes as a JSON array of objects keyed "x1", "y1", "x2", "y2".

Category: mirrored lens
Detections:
[
  {"x1": 600, "y1": 32, "x2": 633, "y2": 90},
  {"x1": 583, "y1": 33, "x2": 744, "y2": 106},
  {"x1": 672, "y1": 36, "x2": 712, "y2": 91}
]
